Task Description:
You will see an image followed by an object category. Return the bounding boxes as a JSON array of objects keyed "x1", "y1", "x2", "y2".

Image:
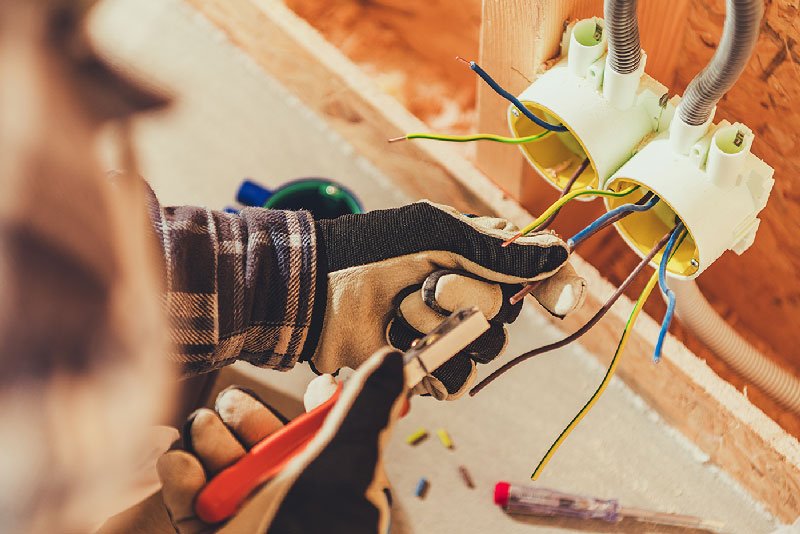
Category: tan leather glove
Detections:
[
  {"x1": 306, "y1": 201, "x2": 586, "y2": 399},
  {"x1": 156, "y1": 348, "x2": 404, "y2": 533}
]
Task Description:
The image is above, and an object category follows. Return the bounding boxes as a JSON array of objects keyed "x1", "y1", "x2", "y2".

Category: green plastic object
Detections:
[{"x1": 238, "y1": 178, "x2": 363, "y2": 219}]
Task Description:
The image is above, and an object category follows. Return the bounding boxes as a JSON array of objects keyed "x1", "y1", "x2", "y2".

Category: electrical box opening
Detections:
[
  {"x1": 509, "y1": 103, "x2": 599, "y2": 192},
  {"x1": 606, "y1": 179, "x2": 700, "y2": 277}
]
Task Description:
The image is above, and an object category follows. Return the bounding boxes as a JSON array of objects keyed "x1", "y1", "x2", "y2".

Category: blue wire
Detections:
[
  {"x1": 467, "y1": 61, "x2": 569, "y2": 132},
  {"x1": 654, "y1": 222, "x2": 685, "y2": 362},
  {"x1": 568, "y1": 195, "x2": 660, "y2": 249}
]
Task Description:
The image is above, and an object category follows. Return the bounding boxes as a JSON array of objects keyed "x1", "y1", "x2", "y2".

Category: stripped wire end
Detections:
[
  {"x1": 455, "y1": 56, "x2": 472, "y2": 66},
  {"x1": 502, "y1": 233, "x2": 523, "y2": 247},
  {"x1": 387, "y1": 136, "x2": 407, "y2": 143},
  {"x1": 510, "y1": 282, "x2": 538, "y2": 305}
]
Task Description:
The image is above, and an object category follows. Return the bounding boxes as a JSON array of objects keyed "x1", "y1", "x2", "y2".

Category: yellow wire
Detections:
[
  {"x1": 531, "y1": 269, "x2": 659, "y2": 480},
  {"x1": 518, "y1": 186, "x2": 638, "y2": 237},
  {"x1": 404, "y1": 131, "x2": 551, "y2": 144}
]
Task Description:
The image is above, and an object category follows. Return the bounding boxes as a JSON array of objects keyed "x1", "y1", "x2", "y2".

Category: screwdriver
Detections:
[{"x1": 494, "y1": 482, "x2": 725, "y2": 532}]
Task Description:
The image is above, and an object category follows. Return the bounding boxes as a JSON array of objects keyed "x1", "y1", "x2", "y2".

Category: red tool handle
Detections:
[{"x1": 195, "y1": 384, "x2": 343, "y2": 524}]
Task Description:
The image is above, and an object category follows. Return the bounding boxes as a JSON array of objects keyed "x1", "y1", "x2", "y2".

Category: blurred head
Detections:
[{"x1": 0, "y1": 1, "x2": 173, "y2": 530}]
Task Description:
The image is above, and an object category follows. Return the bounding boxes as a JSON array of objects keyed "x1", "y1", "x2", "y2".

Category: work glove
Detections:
[
  {"x1": 307, "y1": 201, "x2": 586, "y2": 399},
  {"x1": 157, "y1": 348, "x2": 405, "y2": 533}
]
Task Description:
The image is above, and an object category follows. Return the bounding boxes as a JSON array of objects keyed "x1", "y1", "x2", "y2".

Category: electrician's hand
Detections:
[
  {"x1": 306, "y1": 201, "x2": 586, "y2": 399},
  {"x1": 157, "y1": 348, "x2": 405, "y2": 533}
]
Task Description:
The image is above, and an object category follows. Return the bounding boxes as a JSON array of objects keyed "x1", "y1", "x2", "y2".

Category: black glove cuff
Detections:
[{"x1": 299, "y1": 221, "x2": 330, "y2": 367}]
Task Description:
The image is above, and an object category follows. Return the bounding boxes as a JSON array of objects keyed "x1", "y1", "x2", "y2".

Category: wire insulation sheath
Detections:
[
  {"x1": 568, "y1": 194, "x2": 659, "y2": 249},
  {"x1": 654, "y1": 224, "x2": 685, "y2": 361},
  {"x1": 470, "y1": 227, "x2": 674, "y2": 396},
  {"x1": 464, "y1": 60, "x2": 568, "y2": 132},
  {"x1": 403, "y1": 131, "x2": 551, "y2": 144},
  {"x1": 531, "y1": 269, "x2": 659, "y2": 479},
  {"x1": 508, "y1": 186, "x2": 638, "y2": 242}
]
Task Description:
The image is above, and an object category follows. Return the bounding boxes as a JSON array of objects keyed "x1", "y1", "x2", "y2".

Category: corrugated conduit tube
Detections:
[
  {"x1": 669, "y1": 0, "x2": 800, "y2": 413},
  {"x1": 602, "y1": 0, "x2": 643, "y2": 109},
  {"x1": 604, "y1": 0, "x2": 641, "y2": 75},
  {"x1": 602, "y1": 0, "x2": 800, "y2": 411},
  {"x1": 678, "y1": 0, "x2": 763, "y2": 126},
  {"x1": 672, "y1": 281, "x2": 800, "y2": 413}
]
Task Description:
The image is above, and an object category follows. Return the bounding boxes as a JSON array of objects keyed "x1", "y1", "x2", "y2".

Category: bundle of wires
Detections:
[
  {"x1": 467, "y1": 188, "x2": 680, "y2": 480},
  {"x1": 386, "y1": 52, "x2": 691, "y2": 480},
  {"x1": 502, "y1": 185, "x2": 639, "y2": 246},
  {"x1": 528, "y1": 225, "x2": 686, "y2": 480},
  {"x1": 568, "y1": 193, "x2": 658, "y2": 249}
]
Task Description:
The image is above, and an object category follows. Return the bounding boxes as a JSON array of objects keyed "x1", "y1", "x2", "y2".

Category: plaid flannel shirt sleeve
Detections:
[{"x1": 143, "y1": 186, "x2": 318, "y2": 377}]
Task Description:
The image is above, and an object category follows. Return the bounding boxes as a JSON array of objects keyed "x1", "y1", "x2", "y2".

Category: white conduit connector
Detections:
[{"x1": 672, "y1": 280, "x2": 800, "y2": 414}]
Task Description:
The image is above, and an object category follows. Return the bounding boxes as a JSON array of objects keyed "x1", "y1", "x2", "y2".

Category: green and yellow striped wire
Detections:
[
  {"x1": 530, "y1": 228, "x2": 688, "y2": 480},
  {"x1": 391, "y1": 131, "x2": 551, "y2": 144},
  {"x1": 512, "y1": 186, "x2": 639, "y2": 239}
]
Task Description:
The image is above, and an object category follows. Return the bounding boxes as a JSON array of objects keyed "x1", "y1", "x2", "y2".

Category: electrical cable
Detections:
[
  {"x1": 536, "y1": 157, "x2": 592, "y2": 232},
  {"x1": 510, "y1": 192, "x2": 654, "y2": 305},
  {"x1": 527, "y1": 226, "x2": 687, "y2": 480},
  {"x1": 654, "y1": 222, "x2": 686, "y2": 361},
  {"x1": 568, "y1": 193, "x2": 659, "y2": 249},
  {"x1": 387, "y1": 131, "x2": 551, "y2": 144},
  {"x1": 471, "y1": 227, "x2": 675, "y2": 396},
  {"x1": 530, "y1": 267, "x2": 659, "y2": 480},
  {"x1": 510, "y1": 158, "x2": 593, "y2": 302},
  {"x1": 502, "y1": 186, "x2": 638, "y2": 247},
  {"x1": 456, "y1": 57, "x2": 568, "y2": 133}
]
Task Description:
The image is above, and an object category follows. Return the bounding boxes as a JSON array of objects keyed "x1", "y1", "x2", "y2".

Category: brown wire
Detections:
[
  {"x1": 470, "y1": 227, "x2": 674, "y2": 396},
  {"x1": 510, "y1": 191, "x2": 655, "y2": 304},
  {"x1": 536, "y1": 157, "x2": 591, "y2": 231}
]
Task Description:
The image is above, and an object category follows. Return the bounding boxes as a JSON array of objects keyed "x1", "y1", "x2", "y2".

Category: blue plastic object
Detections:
[{"x1": 237, "y1": 179, "x2": 272, "y2": 207}]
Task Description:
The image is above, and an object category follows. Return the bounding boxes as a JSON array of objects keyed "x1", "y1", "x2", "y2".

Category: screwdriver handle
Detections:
[{"x1": 494, "y1": 482, "x2": 621, "y2": 522}]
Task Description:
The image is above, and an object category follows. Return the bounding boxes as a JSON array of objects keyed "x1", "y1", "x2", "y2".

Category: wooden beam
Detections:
[
  {"x1": 184, "y1": 0, "x2": 800, "y2": 521},
  {"x1": 475, "y1": 0, "x2": 573, "y2": 200}
]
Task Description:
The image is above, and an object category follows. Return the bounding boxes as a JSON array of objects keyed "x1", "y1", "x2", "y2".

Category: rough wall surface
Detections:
[
  {"x1": 671, "y1": 0, "x2": 800, "y2": 394},
  {"x1": 284, "y1": 0, "x2": 800, "y2": 436}
]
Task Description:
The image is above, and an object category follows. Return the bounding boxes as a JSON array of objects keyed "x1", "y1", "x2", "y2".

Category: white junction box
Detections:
[{"x1": 508, "y1": 17, "x2": 774, "y2": 279}]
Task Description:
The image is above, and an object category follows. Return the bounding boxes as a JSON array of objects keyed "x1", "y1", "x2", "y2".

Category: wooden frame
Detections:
[{"x1": 185, "y1": 0, "x2": 800, "y2": 521}]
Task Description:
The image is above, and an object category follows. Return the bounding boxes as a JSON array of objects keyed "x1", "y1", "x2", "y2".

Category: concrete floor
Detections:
[{"x1": 90, "y1": 0, "x2": 782, "y2": 532}]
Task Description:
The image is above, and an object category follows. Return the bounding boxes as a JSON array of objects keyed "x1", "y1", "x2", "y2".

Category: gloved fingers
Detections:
[
  {"x1": 157, "y1": 451, "x2": 209, "y2": 534},
  {"x1": 183, "y1": 408, "x2": 246, "y2": 476},
  {"x1": 461, "y1": 214, "x2": 520, "y2": 233},
  {"x1": 462, "y1": 323, "x2": 508, "y2": 364},
  {"x1": 421, "y1": 270, "x2": 503, "y2": 319},
  {"x1": 422, "y1": 270, "x2": 524, "y2": 324},
  {"x1": 413, "y1": 353, "x2": 477, "y2": 400},
  {"x1": 424, "y1": 201, "x2": 570, "y2": 283},
  {"x1": 392, "y1": 299, "x2": 505, "y2": 361},
  {"x1": 398, "y1": 288, "x2": 446, "y2": 334},
  {"x1": 390, "y1": 311, "x2": 504, "y2": 397},
  {"x1": 528, "y1": 260, "x2": 587, "y2": 318},
  {"x1": 214, "y1": 386, "x2": 288, "y2": 449},
  {"x1": 386, "y1": 314, "x2": 420, "y2": 352},
  {"x1": 267, "y1": 348, "x2": 405, "y2": 533}
]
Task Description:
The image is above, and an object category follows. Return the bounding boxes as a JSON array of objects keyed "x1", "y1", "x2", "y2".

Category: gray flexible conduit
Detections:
[
  {"x1": 678, "y1": 0, "x2": 764, "y2": 125},
  {"x1": 672, "y1": 281, "x2": 800, "y2": 414},
  {"x1": 604, "y1": 0, "x2": 641, "y2": 74}
]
